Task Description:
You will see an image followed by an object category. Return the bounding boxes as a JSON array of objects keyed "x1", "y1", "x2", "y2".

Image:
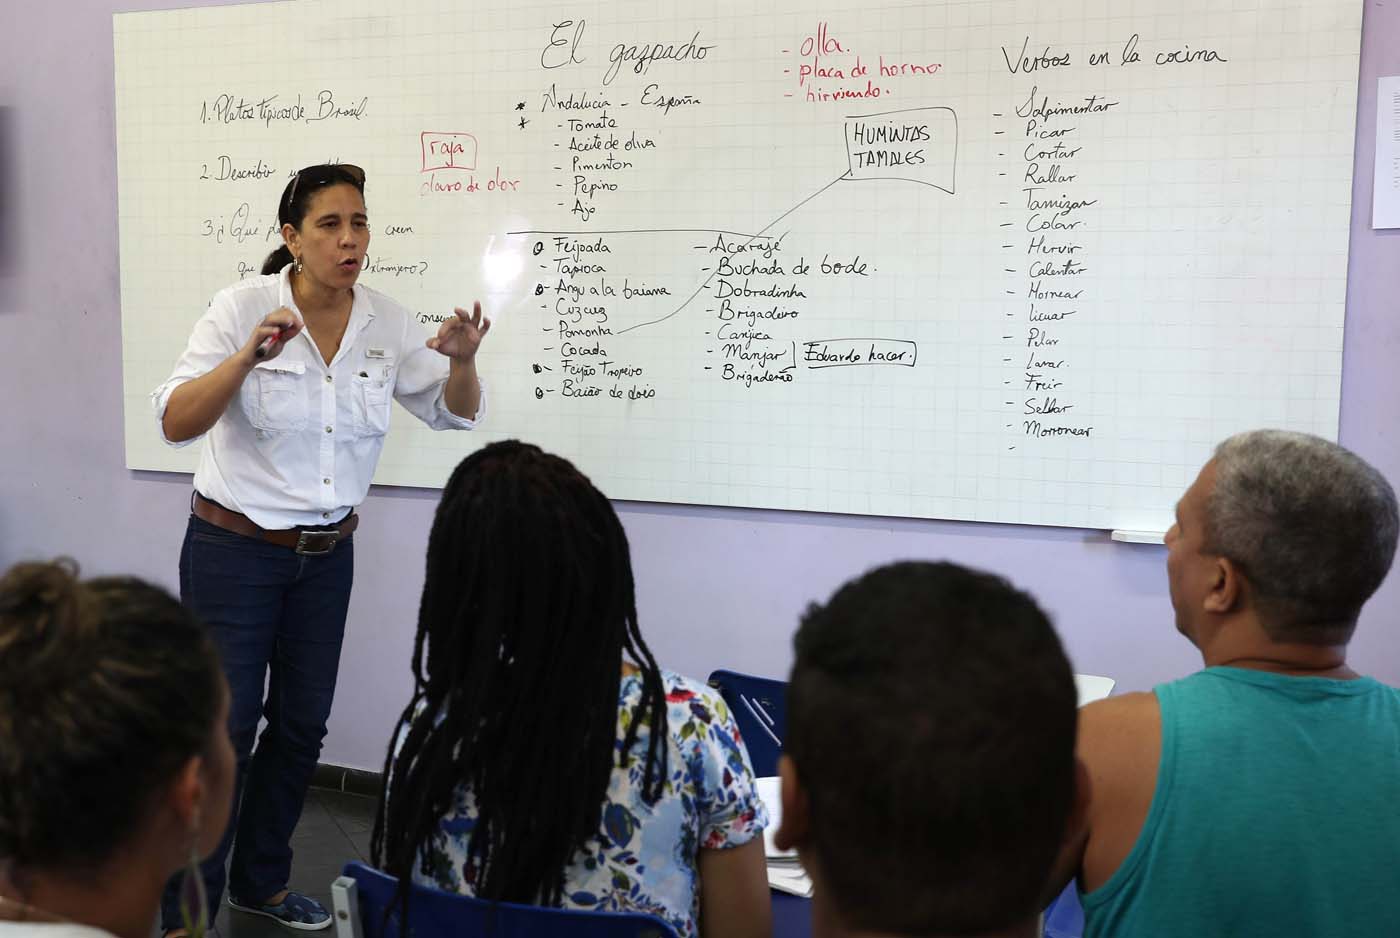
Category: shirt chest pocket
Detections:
[
  {"x1": 352, "y1": 364, "x2": 394, "y2": 437},
  {"x1": 246, "y1": 360, "x2": 308, "y2": 432}
]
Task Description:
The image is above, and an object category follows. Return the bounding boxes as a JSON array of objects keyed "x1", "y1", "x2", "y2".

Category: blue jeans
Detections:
[{"x1": 161, "y1": 514, "x2": 354, "y2": 928}]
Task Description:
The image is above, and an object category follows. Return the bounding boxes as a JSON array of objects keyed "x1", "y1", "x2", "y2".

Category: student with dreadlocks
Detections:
[{"x1": 372, "y1": 441, "x2": 772, "y2": 938}]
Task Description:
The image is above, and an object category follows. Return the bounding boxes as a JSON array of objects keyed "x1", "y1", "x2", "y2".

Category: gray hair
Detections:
[{"x1": 1207, "y1": 430, "x2": 1398, "y2": 642}]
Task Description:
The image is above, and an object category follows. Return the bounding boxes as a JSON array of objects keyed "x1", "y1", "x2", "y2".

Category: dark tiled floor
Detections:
[{"x1": 196, "y1": 787, "x2": 377, "y2": 938}]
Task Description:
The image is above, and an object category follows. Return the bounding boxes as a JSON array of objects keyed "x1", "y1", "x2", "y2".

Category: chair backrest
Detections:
[
  {"x1": 706, "y1": 668, "x2": 787, "y2": 777},
  {"x1": 1042, "y1": 880, "x2": 1085, "y2": 938},
  {"x1": 333, "y1": 861, "x2": 680, "y2": 938}
]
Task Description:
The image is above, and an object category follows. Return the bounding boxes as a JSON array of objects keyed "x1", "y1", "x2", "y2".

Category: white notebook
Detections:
[
  {"x1": 1074, "y1": 674, "x2": 1116, "y2": 706},
  {"x1": 755, "y1": 776, "x2": 813, "y2": 897}
]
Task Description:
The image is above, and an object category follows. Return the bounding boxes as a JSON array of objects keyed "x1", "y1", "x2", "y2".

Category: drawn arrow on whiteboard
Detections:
[{"x1": 616, "y1": 169, "x2": 854, "y2": 335}]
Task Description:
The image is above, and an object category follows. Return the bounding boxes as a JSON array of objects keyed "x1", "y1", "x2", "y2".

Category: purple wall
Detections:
[{"x1": 1, "y1": 0, "x2": 1396, "y2": 771}]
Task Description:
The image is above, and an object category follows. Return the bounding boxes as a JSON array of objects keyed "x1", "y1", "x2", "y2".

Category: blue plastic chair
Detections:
[
  {"x1": 331, "y1": 861, "x2": 680, "y2": 938},
  {"x1": 1042, "y1": 881, "x2": 1085, "y2": 938},
  {"x1": 706, "y1": 669, "x2": 787, "y2": 777}
]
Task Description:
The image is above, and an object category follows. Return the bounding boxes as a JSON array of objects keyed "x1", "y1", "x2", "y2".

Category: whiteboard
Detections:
[{"x1": 115, "y1": 0, "x2": 1361, "y2": 531}]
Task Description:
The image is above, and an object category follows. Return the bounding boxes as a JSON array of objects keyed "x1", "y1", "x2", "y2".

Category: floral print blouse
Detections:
[{"x1": 413, "y1": 669, "x2": 768, "y2": 938}]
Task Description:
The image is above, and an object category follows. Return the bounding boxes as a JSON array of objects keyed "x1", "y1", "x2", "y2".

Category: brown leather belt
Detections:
[{"x1": 192, "y1": 493, "x2": 358, "y2": 556}]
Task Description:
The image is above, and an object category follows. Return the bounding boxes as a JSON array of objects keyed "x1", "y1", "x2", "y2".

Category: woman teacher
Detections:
[{"x1": 151, "y1": 163, "x2": 489, "y2": 932}]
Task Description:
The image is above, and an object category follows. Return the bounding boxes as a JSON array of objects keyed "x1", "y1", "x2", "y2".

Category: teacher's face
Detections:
[{"x1": 285, "y1": 182, "x2": 369, "y2": 291}]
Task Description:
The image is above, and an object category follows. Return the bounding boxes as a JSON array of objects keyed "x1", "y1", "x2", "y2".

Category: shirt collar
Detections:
[
  {"x1": 277, "y1": 263, "x2": 376, "y2": 323},
  {"x1": 276, "y1": 264, "x2": 377, "y2": 368}
]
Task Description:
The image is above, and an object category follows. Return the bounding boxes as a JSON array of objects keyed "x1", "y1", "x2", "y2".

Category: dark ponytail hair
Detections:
[
  {"x1": 262, "y1": 248, "x2": 294, "y2": 276},
  {"x1": 372, "y1": 441, "x2": 669, "y2": 911},
  {"x1": 0, "y1": 559, "x2": 222, "y2": 877},
  {"x1": 261, "y1": 162, "x2": 367, "y2": 275}
]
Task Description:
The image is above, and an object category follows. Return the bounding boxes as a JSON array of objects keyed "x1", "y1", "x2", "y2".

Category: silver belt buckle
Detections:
[{"x1": 295, "y1": 530, "x2": 339, "y2": 556}]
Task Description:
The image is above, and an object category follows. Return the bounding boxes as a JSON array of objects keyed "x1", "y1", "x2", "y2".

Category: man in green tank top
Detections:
[{"x1": 1048, "y1": 430, "x2": 1400, "y2": 937}]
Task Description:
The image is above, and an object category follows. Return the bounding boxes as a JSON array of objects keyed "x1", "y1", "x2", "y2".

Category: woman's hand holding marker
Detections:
[{"x1": 248, "y1": 307, "x2": 303, "y2": 362}]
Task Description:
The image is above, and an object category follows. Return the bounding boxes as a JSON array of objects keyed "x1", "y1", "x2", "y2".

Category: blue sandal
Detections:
[{"x1": 227, "y1": 891, "x2": 331, "y2": 931}]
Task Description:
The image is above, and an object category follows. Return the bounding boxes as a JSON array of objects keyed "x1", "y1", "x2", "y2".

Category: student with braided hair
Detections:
[
  {"x1": 373, "y1": 441, "x2": 771, "y2": 938},
  {"x1": 0, "y1": 560, "x2": 235, "y2": 938}
]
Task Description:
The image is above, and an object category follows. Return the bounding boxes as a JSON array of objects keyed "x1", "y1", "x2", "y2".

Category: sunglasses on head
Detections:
[{"x1": 285, "y1": 163, "x2": 366, "y2": 212}]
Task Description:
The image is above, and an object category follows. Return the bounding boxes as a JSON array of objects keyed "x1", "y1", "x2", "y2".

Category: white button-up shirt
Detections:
[{"x1": 152, "y1": 266, "x2": 483, "y2": 529}]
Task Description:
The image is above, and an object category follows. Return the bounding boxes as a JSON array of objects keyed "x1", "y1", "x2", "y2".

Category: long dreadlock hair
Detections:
[{"x1": 372, "y1": 440, "x2": 669, "y2": 911}]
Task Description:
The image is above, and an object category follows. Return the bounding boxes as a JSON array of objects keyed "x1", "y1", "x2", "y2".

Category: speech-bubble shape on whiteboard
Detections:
[
  {"x1": 843, "y1": 106, "x2": 957, "y2": 194},
  {"x1": 421, "y1": 132, "x2": 479, "y2": 172}
]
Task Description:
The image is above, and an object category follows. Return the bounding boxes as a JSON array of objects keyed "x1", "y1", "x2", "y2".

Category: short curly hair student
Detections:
[
  {"x1": 0, "y1": 559, "x2": 234, "y2": 938},
  {"x1": 775, "y1": 561, "x2": 1080, "y2": 938}
]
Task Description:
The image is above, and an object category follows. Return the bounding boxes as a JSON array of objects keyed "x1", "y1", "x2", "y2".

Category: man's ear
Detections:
[
  {"x1": 1066, "y1": 756, "x2": 1091, "y2": 843},
  {"x1": 1204, "y1": 555, "x2": 1244, "y2": 615},
  {"x1": 1040, "y1": 752, "x2": 1094, "y2": 905},
  {"x1": 168, "y1": 754, "x2": 206, "y2": 832},
  {"x1": 772, "y1": 754, "x2": 809, "y2": 852}
]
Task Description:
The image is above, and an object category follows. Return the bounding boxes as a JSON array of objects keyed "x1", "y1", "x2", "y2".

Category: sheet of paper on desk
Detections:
[
  {"x1": 1375, "y1": 76, "x2": 1400, "y2": 229},
  {"x1": 756, "y1": 776, "x2": 814, "y2": 897},
  {"x1": 1074, "y1": 674, "x2": 1116, "y2": 706},
  {"x1": 756, "y1": 776, "x2": 797, "y2": 859},
  {"x1": 768, "y1": 864, "x2": 815, "y2": 897}
]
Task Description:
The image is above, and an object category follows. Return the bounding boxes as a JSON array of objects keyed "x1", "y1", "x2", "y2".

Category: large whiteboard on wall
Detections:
[{"x1": 115, "y1": 0, "x2": 1361, "y2": 531}]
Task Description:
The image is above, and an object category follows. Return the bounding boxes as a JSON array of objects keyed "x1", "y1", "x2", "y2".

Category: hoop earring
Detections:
[{"x1": 294, "y1": 255, "x2": 304, "y2": 274}]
